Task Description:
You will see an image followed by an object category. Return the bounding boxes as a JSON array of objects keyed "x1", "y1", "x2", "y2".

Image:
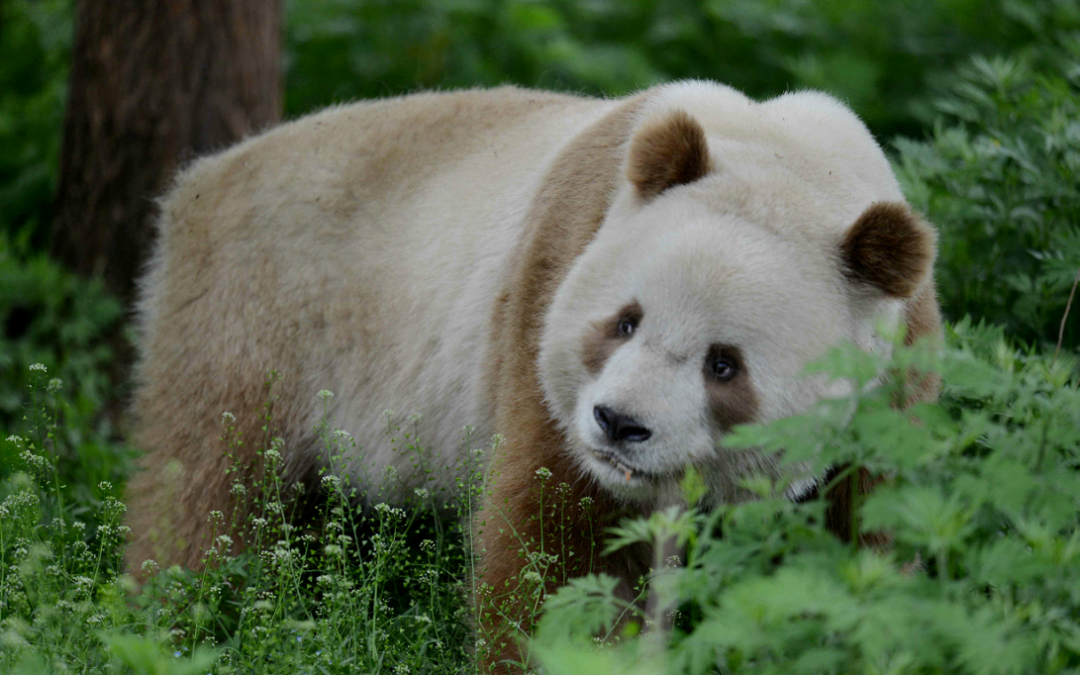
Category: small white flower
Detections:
[
  {"x1": 221, "y1": 411, "x2": 235, "y2": 424},
  {"x1": 535, "y1": 467, "x2": 552, "y2": 480},
  {"x1": 413, "y1": 488, "x2": 429, "y2": 500},
  {"x1": 321, "y1": 475, "x2": 341, "y2": 488},
  {"x1": 6, "y1": 435, "x2": 22, "y2": 444},
  {"x1": 98, "y1": 481, "x2": 113, "y2": 492},
  {"x1": 29, "y1": 363, "x2": 46, "y2": 373},
  {"x1": 523, "y1": 571, "x2": 543, "y2": 584},
  {"x1": 317, "y1": 390, "x2": 334, "y2": 401},
  {"x1": 47, "y1": 378, "x2": 63, "y2": 393},
  {"x1": 21, "y1": 450, "x2": 52, "y2": 473}
]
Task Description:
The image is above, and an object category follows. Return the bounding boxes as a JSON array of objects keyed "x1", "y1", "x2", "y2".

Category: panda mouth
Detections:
[{"x1": 591, "y1": 449, "x2": 649, "y2": 482}]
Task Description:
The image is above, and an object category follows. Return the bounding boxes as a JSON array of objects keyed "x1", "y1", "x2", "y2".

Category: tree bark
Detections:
[{"x1": 51, "y1": 0, "x2": 282, "y2": 305}]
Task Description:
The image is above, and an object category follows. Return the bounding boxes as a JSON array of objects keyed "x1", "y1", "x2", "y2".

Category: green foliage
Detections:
[
  {"x1": 0, "y1": 0, "x2": 73, "y2": 250},
  {"x1": 284, "y1": 0, "x2": 1078, "y2": 139},
  {"x1": 533, "y1": 324, "x2": 1080, "y2": 674},
  {"x1": 0, "y1": 236, "x2": 130, "y2": 506},
  {"x1": 0, "y1": 375, "x2": 484, "y2": 674},
  {"x1": 897, "y1": 54, "x2": 1080, "y2": 350}
]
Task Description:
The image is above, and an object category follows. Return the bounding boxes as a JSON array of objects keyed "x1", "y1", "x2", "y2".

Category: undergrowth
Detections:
[
  {"x1": 2, "y1": 369, "x2": 490, "y2": 674},
  {"x1": 2, "y1": 318, "x2": 1078, "y2": 674}
]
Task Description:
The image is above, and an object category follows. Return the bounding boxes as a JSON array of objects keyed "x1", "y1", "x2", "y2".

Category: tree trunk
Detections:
[{"x1": 51, "y1": 0, "x2": 282, "y2": 306}]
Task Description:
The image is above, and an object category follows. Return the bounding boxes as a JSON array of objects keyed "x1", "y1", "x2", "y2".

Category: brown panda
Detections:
[{"x1": 126, "y1": 81, "x2": 940, "y2": 672}]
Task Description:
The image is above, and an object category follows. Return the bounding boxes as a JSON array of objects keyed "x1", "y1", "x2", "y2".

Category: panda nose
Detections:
[{"x1": 594, "y1": 405, "x2": 652, "y2": 443}]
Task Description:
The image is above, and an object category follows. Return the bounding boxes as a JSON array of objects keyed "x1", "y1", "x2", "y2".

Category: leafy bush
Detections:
[
  {"x1": 897, "y1": 54, "x2": 1080, "y2": 350},
  {"x1": 283, "y1": 0, "x2": 1080, "y2": 137},
  {"x1": 0, "y1": 0, "x2": 73, "y2": 250},
  {"x1": 0, "y1": 236, "x2": 130, "y2": 507},
  {"x1": 530, "y1": 323, "x2": 1080, "y2": 674}
]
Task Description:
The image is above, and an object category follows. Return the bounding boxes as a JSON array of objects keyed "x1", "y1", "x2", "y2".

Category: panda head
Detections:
[{"x1": 537, "y1": 100, "x2": 936, "y2": 507}]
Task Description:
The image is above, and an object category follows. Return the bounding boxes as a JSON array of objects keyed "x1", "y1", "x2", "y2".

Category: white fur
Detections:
[
  {"x1": 539, "y1": 82, "x2": 908, "y2": 504},
  {"x1": 140, "y1": 81, "x2": 909, "y2": 508}
]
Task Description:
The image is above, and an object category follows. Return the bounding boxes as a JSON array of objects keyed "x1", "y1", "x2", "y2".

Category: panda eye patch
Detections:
[
  {"x1": 582, "y1": 301, "x2": 643, "y2": 375},
  {"x1": 613, "y1": 302, "x2": 643, "y2": 339},
  {"x1": 706, "y1": 345, "x2": 741, "y2": 383}
]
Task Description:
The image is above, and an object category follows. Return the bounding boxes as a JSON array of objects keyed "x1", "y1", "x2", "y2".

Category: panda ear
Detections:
[
  {"x1": 627, "y1": 109, "x2": 710, "y2": 201},
  {"x1": 840, "y1": 202, "x2": 937, "y2": 298}
]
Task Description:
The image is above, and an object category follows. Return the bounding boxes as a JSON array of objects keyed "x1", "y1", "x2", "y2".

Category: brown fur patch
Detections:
[
  {"x1": 841, "y1": 202, "x2": 936, "y2": 298},
  {"x1": 626, "y1": 109, "x2": 710, "y2": 200},
  {"x1": 825, "y1": 278, "x2": 943, "y2": 548},
  {"x1": 477, "y1": 93, "x2": 652, "y2": 672},
  {"x1": 581, "y1": 301, "x2": 642, "y2": 375},
  {"x1": 901, "y1": 281, "x2": 944, "y2": 403},
  {"x1": 704, "y1": 345, "x2": 758, "y2": 430}
]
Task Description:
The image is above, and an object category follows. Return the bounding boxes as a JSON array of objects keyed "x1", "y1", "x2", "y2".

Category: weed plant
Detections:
[{"x1": 1, "y1": 366, "x2": 490, "y2": 674}]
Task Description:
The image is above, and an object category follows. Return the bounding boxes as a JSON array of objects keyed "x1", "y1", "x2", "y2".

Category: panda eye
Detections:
[
  {"x1": 610, "y1": 301, "x2": 642, "y2": 340},
  {"x1": 711, "y1": 358, "x2": 737, "y2": 381},
  {"x1": 706, "y1": 348, "x2": 740, "y2": 383}
]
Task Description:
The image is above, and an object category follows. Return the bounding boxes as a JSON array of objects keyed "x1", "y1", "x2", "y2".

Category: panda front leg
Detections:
[{"x1": 473, "y1": 437, "x2": 649, "y2": 674}]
